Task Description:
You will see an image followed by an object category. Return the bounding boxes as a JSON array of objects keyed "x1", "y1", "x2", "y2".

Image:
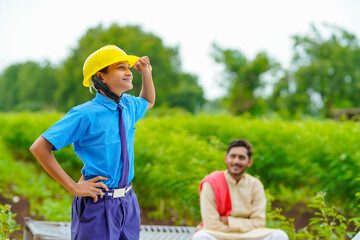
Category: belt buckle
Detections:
[{"x1": 113, "y1": 188, "x2": 126, "y2": 198}]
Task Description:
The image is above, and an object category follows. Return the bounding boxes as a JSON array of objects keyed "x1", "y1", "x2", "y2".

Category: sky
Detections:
[{"x1": 1, "y1": 0, "x2": 360, "y2": 100}]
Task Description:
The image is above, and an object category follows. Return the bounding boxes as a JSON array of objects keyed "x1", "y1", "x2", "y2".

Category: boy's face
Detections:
[
  {"x1": 225, "y1": 146, "x2": 253, "y2": 178},
  {"x1": 100, "y1": 61, "x2": 133, "y2": 96}
]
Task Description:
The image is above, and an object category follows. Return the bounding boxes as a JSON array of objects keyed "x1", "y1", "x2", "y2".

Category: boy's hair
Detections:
[
  {"x1": 226, "y1": 139, "x2": 253, "y2": 158},
  {"x1": 99, "y1": 66, "x2": 108, "y2": 74}
]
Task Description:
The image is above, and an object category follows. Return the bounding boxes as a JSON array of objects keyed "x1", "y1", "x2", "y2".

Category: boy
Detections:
[{"x1": 30, "y1": 45, "x2": 155, "y2": 239}]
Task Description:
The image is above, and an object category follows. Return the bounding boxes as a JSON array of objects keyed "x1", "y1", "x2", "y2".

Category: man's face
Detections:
[
  {"x1": 225, "y1": 146, "x2": 253, "y2": 177},
  {"x1": 100, "y1": 61, "x2": 133, "y2": 95}
]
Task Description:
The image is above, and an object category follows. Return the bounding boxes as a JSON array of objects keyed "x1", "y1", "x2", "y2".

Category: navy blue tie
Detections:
[{"x1": 117, "y1": 105, "x2": 129, "y2": 188}]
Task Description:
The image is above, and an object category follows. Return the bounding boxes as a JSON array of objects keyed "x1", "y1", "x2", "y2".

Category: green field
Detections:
[{"x1": 0, "y1": 112, "x2": 359, "y2": 238}]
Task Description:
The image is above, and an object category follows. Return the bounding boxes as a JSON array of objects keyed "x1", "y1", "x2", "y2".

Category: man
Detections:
[
  {"x1": 30, "y1": 45, "x2": 155, "y2": 239},
  {"x1": 192, "y1": 139, "x2": 288, "y2": 240}
]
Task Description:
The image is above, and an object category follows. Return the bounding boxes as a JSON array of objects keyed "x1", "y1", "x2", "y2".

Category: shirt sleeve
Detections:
[
  {"x1": 41, "y1": 108, "x2": 87, "y2": 151},
  {"x1": 227, "y1": 180, "x2": 266, "y2": 232},
  {"x1": 130, "y1": 95, "x2": 148, "y2": 122},
  {"x1": 200, "y1": 182, "x2": 230, "y2": 232}
]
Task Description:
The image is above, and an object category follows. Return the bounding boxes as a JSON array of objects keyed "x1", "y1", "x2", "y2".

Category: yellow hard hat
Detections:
[{"x1": 83, "y1": 45, "x2": 139, "y2": 87}]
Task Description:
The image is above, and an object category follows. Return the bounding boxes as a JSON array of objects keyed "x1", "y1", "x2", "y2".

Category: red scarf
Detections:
[{"x1": 198, "y1": 171, "x2": 232, "y2": 227}]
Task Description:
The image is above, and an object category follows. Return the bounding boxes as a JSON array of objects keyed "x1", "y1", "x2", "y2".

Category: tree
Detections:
[
  {"x1": 0, "y1": 23, "x2": 205, "y2": 113},
  {"x1": 55, "y1": 23, "x2": 205, "y2": 112},
  {"x1": 269, "y1": 70, "x2": 312, "y2": 118},
  {"x1": 166, "y1": 73, "x2": 205, "y2": 113},
  {"x1": 272, "y1": 24, "x2": 360, "y2": 117},
  {"x1": 0, "y1": 61, "x2": 58, "y2": 111},
  {"x1": 211, "y1": 43, "x2": 278, "y2": 115},
  {"x1": 0, "y1": 64, "x2": 22, "y2": 111}
]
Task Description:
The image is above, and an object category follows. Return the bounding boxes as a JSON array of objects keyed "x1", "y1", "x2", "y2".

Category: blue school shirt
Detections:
[{"x1": 42, "y1": 92, "x2": 148, "y2": 188}]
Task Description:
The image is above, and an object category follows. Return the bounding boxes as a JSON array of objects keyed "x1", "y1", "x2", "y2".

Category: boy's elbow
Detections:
[
  {"x1": 147, "y1": 101, "x2": 155, "y2": 110},
  {"x1": 30, "y1": 137, "x2": 51, "y2": 155},
  {"x1": 29, "y1": 144, "x2": 34, "y2": 154},
  {"x1": 30, "y1": 140, "x2": 40, "y2": 155}
]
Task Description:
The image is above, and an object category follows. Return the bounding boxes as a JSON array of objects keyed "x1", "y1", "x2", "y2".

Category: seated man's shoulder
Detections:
[
  {"x1": 244, "y1": 173, "x2": 264, "y2": 187},
  {"x1": 204, "y1": 170, "x2": 225, "y2": 180},
  {"x1": 200, "y1": 171, "x2": 226, "y2": 190}
]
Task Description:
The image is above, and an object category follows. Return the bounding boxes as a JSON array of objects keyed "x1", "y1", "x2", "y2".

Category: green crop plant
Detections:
[{"x1": 0, "y1": 204, "x2": 20, "y2": 240}]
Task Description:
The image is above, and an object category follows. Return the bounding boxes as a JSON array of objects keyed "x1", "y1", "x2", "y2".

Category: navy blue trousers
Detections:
[{"x1": 71, "y1": 187, "x2": 140, "y2": 240}]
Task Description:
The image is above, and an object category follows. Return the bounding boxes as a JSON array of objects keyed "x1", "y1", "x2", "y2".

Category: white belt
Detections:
[{"x1": 95, "y1": 185, "x2": 132, "y2": 198}]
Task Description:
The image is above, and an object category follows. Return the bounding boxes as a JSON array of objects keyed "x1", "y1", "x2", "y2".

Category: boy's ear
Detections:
[{"x1": 96, "y1": 72, "x2": 105, "y2": 82}]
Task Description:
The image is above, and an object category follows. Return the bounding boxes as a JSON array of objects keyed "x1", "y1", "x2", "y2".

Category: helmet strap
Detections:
[{"x1": 91, "y1": 75, "x2": 122, "y2": 104}]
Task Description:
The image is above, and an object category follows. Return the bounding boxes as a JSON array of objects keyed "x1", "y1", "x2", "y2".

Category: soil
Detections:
[{"x1": 272, "y1": 200, "x2": 316, "y2": 230}]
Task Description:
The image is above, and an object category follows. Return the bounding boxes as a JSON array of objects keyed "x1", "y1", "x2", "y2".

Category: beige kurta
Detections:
[{"x1": 199, "y1": 171, "x2": 275, "y2": 239}]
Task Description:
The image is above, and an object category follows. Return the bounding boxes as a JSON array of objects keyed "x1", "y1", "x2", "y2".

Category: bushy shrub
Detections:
[
  {"x1": 0, "y1": 112, "x2": 82, "y2": 179},
  {"x1": 267, "y1": 191, "x2": 360, "y2": 239},
  {"x1": 0, "y1": 140, "x2": 72, "y2": 221},
  {"x1": 133, "y1": 114, "x2": 360, "y2": 222},
  {"x1": 0, "y1": 112, "x2": 359, "y2": 227}
]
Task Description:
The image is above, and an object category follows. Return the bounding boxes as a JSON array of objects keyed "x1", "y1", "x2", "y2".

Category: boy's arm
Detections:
[
  {"x1": 133, "y1": 56, "x2": 155, "y2": 109},
  {"x1": 30, "y1": 136, "x2": 109, "y2": 202}
]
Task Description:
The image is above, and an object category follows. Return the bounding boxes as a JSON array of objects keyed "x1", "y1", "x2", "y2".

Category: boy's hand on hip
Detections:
[
  {"x1": 133, "y1": 56, "x2": 152, "y2": 77},
  {"x1": 73, "y1": 175, "x2": 109, "y2": 202}
]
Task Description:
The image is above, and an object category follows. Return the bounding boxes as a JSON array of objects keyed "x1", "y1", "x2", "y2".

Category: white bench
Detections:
[
  {"x1": 24, "y1": 218, "x2": 195, "y2": 240},
  {"x1": 353, "y1": 231, "x2": 360, "y2": 240}
]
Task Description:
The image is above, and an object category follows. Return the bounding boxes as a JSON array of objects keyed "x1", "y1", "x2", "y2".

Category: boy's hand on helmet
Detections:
[{"x1": 133, "y1": 56, "x2": 152, "y2": 76}]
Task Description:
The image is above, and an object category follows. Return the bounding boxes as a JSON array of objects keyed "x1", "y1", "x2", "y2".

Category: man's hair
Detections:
[{"x1": 226, "y1": 139, "x2": 253, "y2": 158}]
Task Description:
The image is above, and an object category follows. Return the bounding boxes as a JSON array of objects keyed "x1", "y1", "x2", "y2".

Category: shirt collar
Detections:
[
  {"x1": 95, "y1": 92, "x2": 127, "y2": 110},
  {"x1": 225, "y1": 170, "x2": 247, "y2": 185}
]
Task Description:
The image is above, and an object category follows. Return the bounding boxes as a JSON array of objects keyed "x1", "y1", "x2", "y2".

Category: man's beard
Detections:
[{"x1": 228, "y1": 164, "x2": 247, "y2": 176}]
